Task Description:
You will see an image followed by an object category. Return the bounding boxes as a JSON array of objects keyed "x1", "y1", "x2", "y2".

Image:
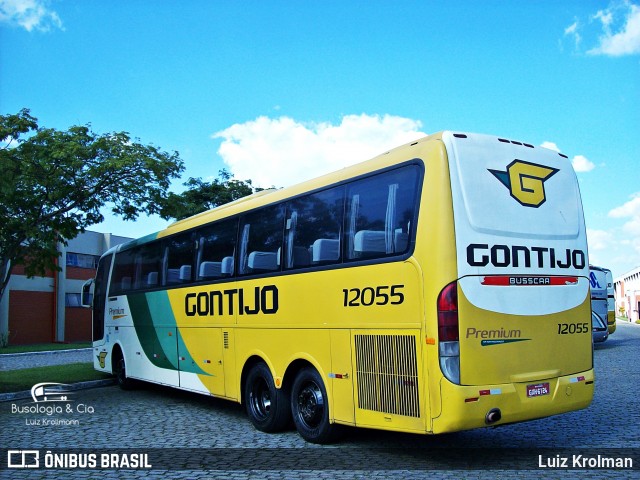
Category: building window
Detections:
[{"x1": 67, "y1": 253, "x2": 99, "y2": 269}]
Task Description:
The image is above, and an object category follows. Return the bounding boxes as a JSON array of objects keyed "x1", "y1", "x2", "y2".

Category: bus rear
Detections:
[{"x1": 433, "y1": 132, "x2": 593, "y2": 433}]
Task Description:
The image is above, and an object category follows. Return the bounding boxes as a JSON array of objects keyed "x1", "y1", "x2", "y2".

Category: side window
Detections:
[
  {"x1": 344, "y1": 165, "x2": 420, "y2": 261},
  {"x1": 239, "y1": 205, "x2": 285, "y2": 275},
  {"x1": 165, "y1": 233, "x2": 195, "y2": 286},
  {"x1": 196, "y1": 218, "x2": 238, "y2": 280},
  {"x1": 110, "y1": 249, "x2": 135, "y2": 295},
  {"x1": 135, "y1": 243, "x2": 163, "y2": 290},
  {"x1": 285, "y1": 186, "x2": 344, "y2": 270}
]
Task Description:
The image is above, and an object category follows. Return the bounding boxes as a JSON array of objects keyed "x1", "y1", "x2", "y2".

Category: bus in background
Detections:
[
  {"x1": 589, "y1": 265, "x2": 615, "y2": 337},
  {"x1": 83, "y1": 131, "x2": 594, "y2": 443},
  {"x1": 606, "y1": 268, "x2": 616, "y2": 334}
]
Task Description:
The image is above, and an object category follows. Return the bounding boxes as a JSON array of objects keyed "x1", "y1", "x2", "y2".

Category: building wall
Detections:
[
  {"x1": 8, "y1": 291, "x2": 54, "y2": 344},
  {"x1": 614, "y1": 266, "x2": 640, "y2": 322},
  {"x1": 0, "y1": 230, "x2": 133, "y2": 345}
]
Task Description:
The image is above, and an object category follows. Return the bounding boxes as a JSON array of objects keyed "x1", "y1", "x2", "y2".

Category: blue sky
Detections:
[{"x1": 1, "y1": 0, "x2": 639, "y2": 278}]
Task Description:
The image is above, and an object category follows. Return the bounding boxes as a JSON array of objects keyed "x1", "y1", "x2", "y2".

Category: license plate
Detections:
[{"x1": 526, "y1": 382, "x2": 550, "y2": 398}]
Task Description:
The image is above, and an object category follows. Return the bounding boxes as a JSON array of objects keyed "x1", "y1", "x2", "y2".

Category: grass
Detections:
[
  {"x1": 0, "y1": 342, "x2": 91, "y2": 354},
  {"x1": 0, "y1": 363, "x2": 113, "y2": 394}
]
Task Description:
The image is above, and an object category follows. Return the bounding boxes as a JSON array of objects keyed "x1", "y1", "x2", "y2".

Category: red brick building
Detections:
[{"x1": 0, "y1": 231, "x2": 132, "y2": 345}]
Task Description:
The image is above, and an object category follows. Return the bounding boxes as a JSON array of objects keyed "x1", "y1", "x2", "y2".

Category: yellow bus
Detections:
[{"x1": 84, "y1": 131, "x2": 594, "y2": 443}]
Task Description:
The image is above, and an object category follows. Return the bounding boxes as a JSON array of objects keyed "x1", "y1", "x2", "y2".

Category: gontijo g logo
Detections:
[{"x1": 489, "y1": 160, "x2": 559, "y2": 208}]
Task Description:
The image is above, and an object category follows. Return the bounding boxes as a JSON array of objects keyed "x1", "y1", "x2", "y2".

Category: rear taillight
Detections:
[
  {"x1": 438, "y1": 281, "x2": 460, "y2": 384},
  {"x1": 438, "y1": 282, "x2": 459, "y2": 341}
]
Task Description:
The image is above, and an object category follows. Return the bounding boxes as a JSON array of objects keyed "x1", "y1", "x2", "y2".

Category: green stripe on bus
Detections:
[{"x1": 127, "y1": 293, "x2": 176, "y2": 371}]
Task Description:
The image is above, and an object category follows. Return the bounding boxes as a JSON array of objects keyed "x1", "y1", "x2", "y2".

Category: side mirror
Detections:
[{"x1": 81, "y1": 279, "x2": 94, "y2": 308}]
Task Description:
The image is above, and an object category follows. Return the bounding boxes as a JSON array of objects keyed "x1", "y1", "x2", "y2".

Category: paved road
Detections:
[{"x1": 1, "y1": 322, "x2": 638, "y2": 479}]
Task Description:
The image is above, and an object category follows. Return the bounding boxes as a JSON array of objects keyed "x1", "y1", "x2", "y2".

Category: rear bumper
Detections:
[{"x1": 432, "y1": 369, "x2": 594, "y2": 434}]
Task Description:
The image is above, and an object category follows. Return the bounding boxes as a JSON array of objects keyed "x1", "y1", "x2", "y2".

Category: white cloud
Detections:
[
  {"x1": 541, "y1": 142, "x2": 595, "y2": 173},
  {"x1": 587, "y1": 228, "x2": 614, "y2": 252},
  {"x1": 587, "y1": 228, "x2": 616, "y2": 268},
  {"x1": 564, "y1": 20, "x2": 582, "y2": 49},
  {"x1": 587, "y1": 2, "x2": 640, "y2": 56},
  {"x1": 605, "y1": 193, "x2": 640, "y2": 274},
  {"x1": 213, "y1": 114, "x2": 425, "y2": 188},
  {"x1": 571, "y1": 154, "x2": 596, "y2": 173},
  {"x1": 609, "y1": 192, "x2": 640, "y2": 234},
  {"x1": 540, "y1": 141, "x2": 560, "y2": 152},
  {"x1": 0, "y1": 0, "x2": 63, "y2": 32}
]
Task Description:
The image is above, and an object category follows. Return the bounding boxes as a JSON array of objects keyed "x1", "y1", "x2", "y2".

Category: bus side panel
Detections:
[
  {"x1": 178, "y1": 327, "x2": 226, "y2": 396},
  {"x1": 410, "y1": 139, "x2": 459, "y2": 428},
  {"x1": 329, "y1": 329, "x2": 355, "y2": 425},
  {"x1": 168, "y1": 283, "x2": 237, "y2": 396},
  {"x1": 127, "y1": 292, "x2": 180, "y2": 387}
]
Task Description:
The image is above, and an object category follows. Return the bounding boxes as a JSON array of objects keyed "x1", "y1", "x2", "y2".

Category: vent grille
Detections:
[
  {"x1": 354, "y1": 334, "x2": 420, "y2": 418},
  {"x1": 223, "y1": 331, "x2": 229, "y2": 349}
]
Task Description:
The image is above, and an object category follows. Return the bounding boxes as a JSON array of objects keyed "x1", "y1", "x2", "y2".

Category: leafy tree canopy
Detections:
[
  {"x1": 0, "y1": 109, "x2": 184, "y2": 300},
  {"x1": 159, "y1": 169, "x2": 260, "y2": 221}
]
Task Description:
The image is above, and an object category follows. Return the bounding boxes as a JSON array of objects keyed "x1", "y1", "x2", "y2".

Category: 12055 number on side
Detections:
[{"x1": 342, "y1": 285, "x2": 405, "y2": 307}]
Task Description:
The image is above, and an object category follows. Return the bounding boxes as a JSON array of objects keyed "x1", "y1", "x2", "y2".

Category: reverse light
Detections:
[{"x1": 438, "y1": 281, "x2": 460, "y2": 384}]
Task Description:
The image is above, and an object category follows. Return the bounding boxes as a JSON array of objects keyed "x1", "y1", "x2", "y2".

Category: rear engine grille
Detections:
[{"x1": 354, "y1": 334, "x2": 420, "y2": 418}]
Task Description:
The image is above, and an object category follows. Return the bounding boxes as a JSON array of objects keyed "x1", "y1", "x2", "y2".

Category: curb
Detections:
[
  {"x1": 0, "y1": 347, "x2": 92, "y2": 358},
  {"x1": 0, "y1": 378, "x2": 115, "y2": 403}
]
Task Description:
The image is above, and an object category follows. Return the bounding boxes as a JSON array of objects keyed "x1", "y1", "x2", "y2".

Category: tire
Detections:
[
  {"x1": 114, "y1": 353, "x2": 135, "y2": 390},
  {"x1": 244, "y1": 362, "x2": 291, "y2": 433},
  {"x1": 291, "y1": 367, "x2": 341, "y2": 444}
]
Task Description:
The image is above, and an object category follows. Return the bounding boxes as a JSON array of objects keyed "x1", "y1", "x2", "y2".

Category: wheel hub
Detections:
[{"x1": 298, "y1": 382, "x2": 324, "y2": 427}]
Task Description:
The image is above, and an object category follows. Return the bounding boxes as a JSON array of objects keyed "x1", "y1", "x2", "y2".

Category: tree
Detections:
[
  {"x1": 0, "y1": 109, "x2": 184, "y2": 301},
  {"x1": 159, "y1": 169, "x2": 259, "y2": 221}
]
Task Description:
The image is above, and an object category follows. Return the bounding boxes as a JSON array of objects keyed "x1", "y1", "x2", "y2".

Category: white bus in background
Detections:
[{"x1": 589, "y1": 265, "x2": 614, "y2": 340}]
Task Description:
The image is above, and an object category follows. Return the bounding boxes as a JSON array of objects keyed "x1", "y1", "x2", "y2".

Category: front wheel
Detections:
[
  {"x1": 114, "y1": 354, "x2": 135, "y2": 390},
  {"x1": 291, "y1": 367, "x2": 341, "y2": 444}
]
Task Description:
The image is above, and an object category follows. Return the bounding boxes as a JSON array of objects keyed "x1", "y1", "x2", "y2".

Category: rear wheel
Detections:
[
  {"x1": 244, "y1": 362, "x2": 290, "y2": 432},
  {"x1": 291, "y1": 367, "x2": 341, "y2": 444}
]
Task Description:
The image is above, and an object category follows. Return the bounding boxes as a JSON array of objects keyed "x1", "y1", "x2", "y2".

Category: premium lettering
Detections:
[{"x1": 466, "y1": 327, "x2": 521, "y2": 339}]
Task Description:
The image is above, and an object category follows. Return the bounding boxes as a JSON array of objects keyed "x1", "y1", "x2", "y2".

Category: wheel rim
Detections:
[
  {"x1": 296, "y1": 380, "x2": 324, "y2": 428},
  {"x1": 250, "y1": 378, "x2": 271, "y2": 420}
]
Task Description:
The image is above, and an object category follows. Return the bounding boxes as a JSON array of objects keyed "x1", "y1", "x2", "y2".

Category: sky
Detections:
[{"x1": 1, "y1": 0, "x2": 639, "y2": 279}]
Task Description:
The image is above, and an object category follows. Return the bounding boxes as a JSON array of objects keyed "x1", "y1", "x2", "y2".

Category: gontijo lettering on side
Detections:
[{"x1": 184, "y1": 285, "x2": 278, "y2": 316}]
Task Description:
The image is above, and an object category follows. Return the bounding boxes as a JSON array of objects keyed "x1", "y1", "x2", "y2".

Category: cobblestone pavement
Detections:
[
  {"x1": 0, "y1": 349, "x2": 92, "y2": 371},
  {"x1": 1, "y1": 323, "x2": 638, "y2": 479}
]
